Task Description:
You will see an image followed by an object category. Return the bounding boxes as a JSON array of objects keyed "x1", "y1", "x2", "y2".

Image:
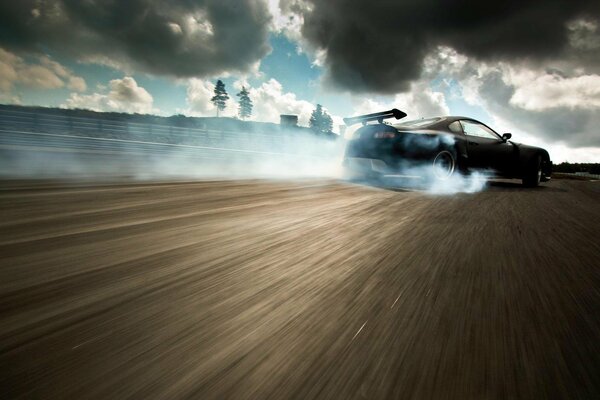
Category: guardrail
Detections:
[
  {"x1": 554, "y1": 172, "x2": 600, "y2": 180},
  {"x1": 570, "y1": 172, "x2": 600, "y2": 179},
  {"x1": 0, "y1": 108, "x2": 340, "y2": 158},
  {"x1": 0, "y1": 107, "x2": 276, "y2": 138}
]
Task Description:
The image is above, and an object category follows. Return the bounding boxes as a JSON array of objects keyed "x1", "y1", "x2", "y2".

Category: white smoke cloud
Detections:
[{"x1": 0, "y1": 124, "x2": 345, "y2": 181}]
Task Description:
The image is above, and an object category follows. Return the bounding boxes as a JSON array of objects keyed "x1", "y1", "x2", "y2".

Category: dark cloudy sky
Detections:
[{"x1": 1, "y1": 0, "x2": 599, "y2": 162}]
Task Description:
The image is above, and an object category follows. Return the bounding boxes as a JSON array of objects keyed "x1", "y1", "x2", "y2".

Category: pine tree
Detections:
[
  {"x1": 309, "y1": 104, "x2": 333, "y2": 134},
  {"x1": 322, "y1": 111, "x2": 333, "y2": 133},
  {"x1": 309, "y1": 104, "x2": 323, "y2": 132},
  {"x1": 210, "y1": 80, "x2": 229, "y2": 117},
  {"x1": 236, "y1": 86, "x2": 253, "y2": 120}
]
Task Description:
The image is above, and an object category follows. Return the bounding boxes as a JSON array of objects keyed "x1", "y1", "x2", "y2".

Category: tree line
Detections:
[
  {"x1": 553, "y1": 162, "x2": 600, "y2": 175},
  {"x1": 210, "y1": 80, "x2": 334, "y2": 134}
]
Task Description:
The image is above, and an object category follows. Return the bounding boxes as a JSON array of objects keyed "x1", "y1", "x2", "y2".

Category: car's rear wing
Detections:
[{"x1": 343, "y1": 108, "x2": 407, "y2": 126}]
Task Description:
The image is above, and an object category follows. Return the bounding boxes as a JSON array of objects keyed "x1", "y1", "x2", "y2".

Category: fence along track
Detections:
[{"x1": 0, "y1": 108, "x2": 341, "y2": 160}]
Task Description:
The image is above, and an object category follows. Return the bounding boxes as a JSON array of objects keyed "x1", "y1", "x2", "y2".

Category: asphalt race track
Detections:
[{"x1": 1, "y1": 179, "x2": 599, "y2": 399}]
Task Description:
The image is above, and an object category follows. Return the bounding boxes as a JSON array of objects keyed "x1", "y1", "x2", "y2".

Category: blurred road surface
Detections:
[{"x1": 1, "y1": 179, "x2": 599, "y2": 399}]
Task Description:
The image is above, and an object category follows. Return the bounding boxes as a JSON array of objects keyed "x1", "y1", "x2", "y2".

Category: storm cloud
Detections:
[
  {"x1": 0, "y1": 0, "x2": 272, "y2": 78},
  {"x1": 295, "y1": 0, "x2": 600, "y2": 93}
]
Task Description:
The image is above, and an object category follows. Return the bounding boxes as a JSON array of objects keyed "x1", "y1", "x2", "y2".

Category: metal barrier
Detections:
[{"x1": 0, "y1": 108, "x2": 340, "y2": 158}]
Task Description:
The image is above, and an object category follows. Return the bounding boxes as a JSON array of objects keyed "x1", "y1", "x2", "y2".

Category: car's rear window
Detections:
[{"x1": 394, "y1": 117, "x2": 441, "y2": 128}]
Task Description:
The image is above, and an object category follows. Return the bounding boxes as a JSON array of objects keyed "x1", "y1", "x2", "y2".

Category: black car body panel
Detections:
[{"x1": 343, "y1": 111, "x2": 552, "y2": 182}]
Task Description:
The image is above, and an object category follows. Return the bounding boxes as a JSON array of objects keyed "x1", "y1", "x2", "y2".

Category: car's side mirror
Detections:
[{"x1": 501, "y1": 133, "x2": 512, "y2": 142}]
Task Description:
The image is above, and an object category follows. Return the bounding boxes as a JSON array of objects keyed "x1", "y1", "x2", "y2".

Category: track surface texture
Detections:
[{"x1": 1, "y1": 179, "x2": 599, "y2": 399}]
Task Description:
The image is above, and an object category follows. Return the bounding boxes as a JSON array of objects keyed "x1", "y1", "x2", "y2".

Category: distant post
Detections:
[{"x1": 280, "y1": 115, "x2": 298, "y2": 127}]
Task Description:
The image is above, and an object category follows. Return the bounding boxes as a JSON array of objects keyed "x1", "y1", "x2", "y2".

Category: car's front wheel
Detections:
[{"x1": 522, "y1": 155, "x2": 542, "y2": 187}]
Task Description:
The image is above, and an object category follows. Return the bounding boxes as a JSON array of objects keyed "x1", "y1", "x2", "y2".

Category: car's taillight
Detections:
[{"x1": 373, "y1": 131, "x2": 396, "y2": 139}]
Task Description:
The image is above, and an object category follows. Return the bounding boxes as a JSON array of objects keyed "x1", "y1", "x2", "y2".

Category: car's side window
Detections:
[
  {"x1": 448, "y1": 121, "x2": 462, "y2": 134},
  {"x1": 460, "y1": 120, "x2": 499, "y2": 140}
]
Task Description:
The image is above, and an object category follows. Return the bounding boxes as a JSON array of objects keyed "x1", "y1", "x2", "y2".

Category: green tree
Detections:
[
  {"x1": 210, "y1": 80, "x2": 229, "y2": 117},
  {"x1": 322, "y1": 112, "x2": 333, "y2": 133},
  {"x1": 309, "y1": 104, "x2": 333, "y2": 134},
  {"x1": 236, "y1": 86, "x2": 253, "y2": 120}
]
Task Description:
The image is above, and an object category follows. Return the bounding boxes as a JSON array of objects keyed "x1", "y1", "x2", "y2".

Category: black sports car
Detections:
[{"x1": 343, "y1": 109, "x2": 552, "y2": 187}]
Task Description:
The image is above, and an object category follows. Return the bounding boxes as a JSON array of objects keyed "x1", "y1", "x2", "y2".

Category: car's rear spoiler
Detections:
[{"x1": 343, "y1": 108, "x2": 407, "y2": 126}]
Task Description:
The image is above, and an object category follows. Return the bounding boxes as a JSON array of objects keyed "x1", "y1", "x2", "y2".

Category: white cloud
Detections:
[
  {"x1": 248, "y1": 78, "x2": 316, "y2": 125},
  {"x1": 0, "y1": 48, "x2": 19, "y2": 92},
  {"x1": 63, "y1": 77, "x2": 155, "y2": 114},
  {"x1": 420, "y1": 47, "x2": 600, "y2": 158},
  {"x1": 350, "y1": 81, "x2": 449, "y2": 119},
  {"x1": 232, "y1": 78, "x2": 251, "y2": 92},
  {"x1": 487, "y1": 113, "x2": 600, "y2": 163},
  {"x1": 107, "y1": 77, "x2": 152, "y2": 106},
  {"x1": 267, "y1": 0, "x2": 324, "y2": 65},
  {"x1": 0, "y1": 47, "x2": 86, "y2": 94},
  {"x1": 568, "y1": 19, "x2": 600, "y2": 51},
  {"x1": 508, "y1": 72, "x2": 600, "y2": 110},
  {"x1": 19, "y1": 65, "x2": 64, "y2": 89},
  {"x1": 0, "y1": 92, "x2": 21, "y2": 104},
  {"x1": 186, "y1": 78, "x2": 219, "y2": 116},
  {"x1": 267, "y1": 0, "x2": 310, "y2": 43},
  {"x1": 68, "y1": 76, "x2": 87, "y2": 92},
  {"x1": 187, "y1": 76, "x2": 445, "y2": 136},
  {"x1": 64, "y1": 93, "x2": 106, "y2": 112},
  {"x1": 341, "y1": 82, "x2": 448, "y2": 139},
  {"x1": 167, "y1": 22, "x2": 183, "y2": 35},
  {"x1": 183, "y1": 12, "x2": 214, "y2": 36},
  {"x1": 39, "y1": 56, "x2": 70, "y2": 79},
  {"x1": 395, "y1": 83, "x2": 449, "y2": 118}
]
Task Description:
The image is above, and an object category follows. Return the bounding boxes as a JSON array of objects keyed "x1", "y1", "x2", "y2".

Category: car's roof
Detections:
[
  {"x1": 391, "y1": 115, "x2": 479, "y2": 130},
  {"x1": 357, "y1": 115, "x2": 483, "y2": 131}
]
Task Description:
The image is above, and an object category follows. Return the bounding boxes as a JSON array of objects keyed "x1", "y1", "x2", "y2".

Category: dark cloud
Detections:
[
  {"x1": 0, "y1": 0, "x2": 271, "y2": 77},
  {"x1": 298, "y1": 0, "x2": 600, "y2": 93}
]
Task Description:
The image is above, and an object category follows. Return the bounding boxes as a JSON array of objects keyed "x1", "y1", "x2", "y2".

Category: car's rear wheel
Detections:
[
  {"x1": 432, "y1": 150, "x2": 456, "y2": 179},
  {"x1": 522, "y1": 155, "x2": 542, "y2": 187}
]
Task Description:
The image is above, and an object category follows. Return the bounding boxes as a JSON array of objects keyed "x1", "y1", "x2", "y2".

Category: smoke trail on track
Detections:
[
  {"x1": 1, "y1": 117, "x2": 487, "y2": 194},
  {"x1": 0, "y1": 128, "x2": 346, "y2": 180}
]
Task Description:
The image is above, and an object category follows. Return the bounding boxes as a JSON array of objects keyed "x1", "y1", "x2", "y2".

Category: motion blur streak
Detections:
[{"x1": 1, "y1": 179, "x2": 599, "y2": 399}]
